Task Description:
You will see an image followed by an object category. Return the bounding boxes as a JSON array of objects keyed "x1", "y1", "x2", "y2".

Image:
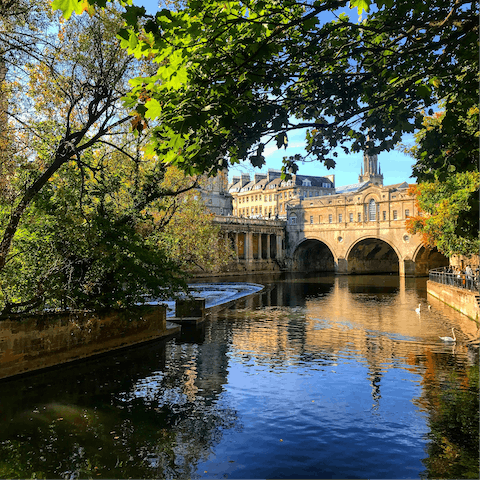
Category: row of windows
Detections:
[
  {"x1": 296, "y1": 209, "x2": 411, "y2": 225},
  {"x1": 235, "y1": 188, "x2": 331, "y2": 203},
  {"x1": 237, "y1": 192, "x2": 294, "y2": 203},
  {"x1": 238, "y1": 206, "x2": 278, "y2": 216}
]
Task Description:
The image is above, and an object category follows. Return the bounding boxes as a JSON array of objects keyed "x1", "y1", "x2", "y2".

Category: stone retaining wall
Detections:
[
  {"x1": 427, "y1": 280, "x2": 479, "y2": 323},
  {"x1": 0, "y1": 305, "x2": 179, "y2": 380}
]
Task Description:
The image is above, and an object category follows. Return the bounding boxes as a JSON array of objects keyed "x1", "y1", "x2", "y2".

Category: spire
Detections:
[{"x1": 359, "y1": 150, "x2": 384, "y2": 186}]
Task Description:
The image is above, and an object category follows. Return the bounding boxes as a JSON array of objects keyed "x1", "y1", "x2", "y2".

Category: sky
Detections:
[{"x1": 135, "y1": 0, "x2": 417, "y2": 188}]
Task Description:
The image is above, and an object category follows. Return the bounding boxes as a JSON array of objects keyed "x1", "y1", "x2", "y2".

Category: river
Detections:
[{"x1": 0, "y1": 273, "x2": 478, "y2": 479}]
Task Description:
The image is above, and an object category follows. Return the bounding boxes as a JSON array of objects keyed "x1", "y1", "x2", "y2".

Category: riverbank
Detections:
[
  {"x1": 427, "y1": 280, "x2": 480, "y2": 324},
  {"x1": 0, "y1": 283, "x2": 264, "y2": 381},
  {"x1": 0, "y1": 305, "x2": 180, "y2": 381}
]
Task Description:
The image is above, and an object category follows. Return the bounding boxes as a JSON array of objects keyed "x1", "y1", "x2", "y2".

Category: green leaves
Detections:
[
  {"x1": 407, "y1": 103, "x2": 479, "y2": 257},
  {"x1": 121, "y1": 5, "x2": 146, "y2": 27},
  {"x1": 349, "y1": 0, "x2": 371, "y2": 15},
  {"x1": 144, "y1": 99, "x2": 162, "y2": 119},
  {"x1": 52, "y1": 0, "x2": 479, "y2": 182},
  {"x1": 408, "y1": 172, "x2": 480, "y2": 257},
  {"x1": 51, "y1": 0, "x2": 93, "y2": 19},
  {"x1": 276, "y1": 132, "x2": 288, "y2": 149},
  {"x1": 250, "y1": 144, "x2": 266, "y2": 168}
]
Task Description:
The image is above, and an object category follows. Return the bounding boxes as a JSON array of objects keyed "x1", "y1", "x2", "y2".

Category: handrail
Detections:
[{"x1": 429, "y1": 266, "x2": 479, "y2": 293}]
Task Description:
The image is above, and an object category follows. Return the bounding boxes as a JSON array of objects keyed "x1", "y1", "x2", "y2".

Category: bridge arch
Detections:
[
  {"x1": 346, "y1": 236, "x2": 400, "y2": 274},
  {"x1": 413, "y1": 245, "x2": 449, "y2": 276},
  {"x1": 292, "y1": 238, "x2": 336, "y2": 272}
]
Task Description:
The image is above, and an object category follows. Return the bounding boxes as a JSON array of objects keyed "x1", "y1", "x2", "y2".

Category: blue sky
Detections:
[{"x1": 135, "y1": 0, "x2": 417, "y2": 188}]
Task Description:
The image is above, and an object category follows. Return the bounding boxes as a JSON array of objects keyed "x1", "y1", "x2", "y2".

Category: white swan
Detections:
[
  {"x1": 415, "y1": 304, "x2": 421, "y2": 314},
  {"x1": 439, "y1": 328, "x2": 456, "y2": 342},
  {"x1": 428, "y1": 305, "x2": 431, "y2": 310}
]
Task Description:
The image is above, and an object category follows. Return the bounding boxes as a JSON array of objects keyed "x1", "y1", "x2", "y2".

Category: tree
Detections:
[
  {"x1": 406, "y1": 172, "x2": 479, "y2": 258},
  {"x1": 0, "y1": 3, "x2": 231, "y2": 314},
  {"x1": 154, "y1": 175, "x2": 234, "y2": 273},
  {"x1": 0, "y1": 3, "x2": 135, "y2": 274},
  {"x1": 402, "y1": 105, "x2": 479, "y2": 257},
  {"x1": 54, "y1": 0, "x2": 478, "y2": 178}
]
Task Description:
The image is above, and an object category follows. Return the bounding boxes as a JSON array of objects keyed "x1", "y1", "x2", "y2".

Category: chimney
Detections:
[
  {"x1": 326, "y1": 174, "x2": 335, "y2": 186},
  {"x1": 267, "y1": 169, "x2": 282, "y2": 182},
  {"x1": 240, "y1": 173, "x2": 250, "y2": 186}
]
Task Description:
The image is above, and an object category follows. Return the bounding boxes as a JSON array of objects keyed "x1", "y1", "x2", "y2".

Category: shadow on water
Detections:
[{"x1": 0, "y1": 332, "x2": 240, "y2": 479}]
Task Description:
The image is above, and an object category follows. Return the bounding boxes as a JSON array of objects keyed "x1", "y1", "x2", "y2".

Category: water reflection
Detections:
[
  {"x1": 0, "y1": 273, "x2": 478, "y2": 479},
  {"x1": 0, "y1": 335, "x2": 239, "y2": 479}
]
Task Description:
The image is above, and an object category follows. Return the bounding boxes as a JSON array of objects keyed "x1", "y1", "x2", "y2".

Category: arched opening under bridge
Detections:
[
  {"x1": 348, "y1": 238, "x2": 399, "y2": 274},
  {"x1": 414, "y1": 246, "x2": 449, "y2": 276},
  {"x1": 293, "y1": 239, "x2": 335, "y2": 272}
]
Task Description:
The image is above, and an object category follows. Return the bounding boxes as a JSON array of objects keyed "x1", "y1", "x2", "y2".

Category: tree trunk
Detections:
[{"x1": 0, "y1": 144, "x2": 71, "y2": 272}]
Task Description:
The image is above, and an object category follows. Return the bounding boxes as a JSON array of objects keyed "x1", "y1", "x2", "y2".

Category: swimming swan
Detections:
[
  {"x1": 439, "y1": 328, "x2": 456, "y2": 342},
  {"x1": 415, "y1": 304, "x2": 421, "y2": 314}
]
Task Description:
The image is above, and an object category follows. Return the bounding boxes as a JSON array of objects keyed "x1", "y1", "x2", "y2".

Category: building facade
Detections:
[
  {"x1": 228, "y1": 169, "x2": 335, "y2": 219},
  {"x1": 286, "y1": 180, "x2": 415, "y2": 228}
]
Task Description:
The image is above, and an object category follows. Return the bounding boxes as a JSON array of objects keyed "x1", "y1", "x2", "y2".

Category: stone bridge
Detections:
[
  {"x1": 286, "y1": 221, "x2": 447, "y2": 277},
  {"x1": 213, "y1": 188, "x2": 449, "y2": 277}
]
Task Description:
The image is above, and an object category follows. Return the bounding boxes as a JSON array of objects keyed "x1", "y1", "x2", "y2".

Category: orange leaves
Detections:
[
  {"x1": 407, "y1": 183, "x2": 424, "y2": 214},
  {"x1": 130, "y1": 114, "x2": 148, "y2": 133},
  {"x1": 405, "y1": 215, "x2": 435, "y2": 248}
]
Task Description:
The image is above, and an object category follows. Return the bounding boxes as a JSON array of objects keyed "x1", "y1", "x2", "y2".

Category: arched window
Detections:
[
  {"x1": 290, "y1": 214, "x2": 297, "y2": 225},
  {"x1": 368, "y1": 199, "x2": 376, "y2": 221}
]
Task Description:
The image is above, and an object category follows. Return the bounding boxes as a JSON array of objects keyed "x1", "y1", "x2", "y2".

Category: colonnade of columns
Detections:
[{"x1": 228, "y1": 231, "x2": 283, "y2": 263}]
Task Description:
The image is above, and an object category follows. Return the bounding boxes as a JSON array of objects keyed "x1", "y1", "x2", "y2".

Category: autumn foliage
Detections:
[{"x1": 406, "y1": 173, "x2": 480, "y2": 257}]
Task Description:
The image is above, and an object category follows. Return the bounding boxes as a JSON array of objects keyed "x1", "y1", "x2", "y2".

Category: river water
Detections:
[{"x1": 0, "y1": 273, "x2": 478, "y2": 479}]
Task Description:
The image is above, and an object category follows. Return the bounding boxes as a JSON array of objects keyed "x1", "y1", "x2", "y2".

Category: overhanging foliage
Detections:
[{"x1": 54, "y1": 0, "x2": 479, "y2": 178}]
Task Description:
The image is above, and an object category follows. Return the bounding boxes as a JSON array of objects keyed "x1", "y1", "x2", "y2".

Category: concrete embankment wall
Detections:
[
  {"x1": 427, "y1": 281, "x2": 479, "y2": 323},
  {"x1": 0, "y1": 305, "x2": 180, "y2": 381}
]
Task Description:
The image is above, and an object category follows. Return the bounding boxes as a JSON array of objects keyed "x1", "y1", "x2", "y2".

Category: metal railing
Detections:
[{"x1": 429, "y1": 267, "x2": 480, "y2": 293}]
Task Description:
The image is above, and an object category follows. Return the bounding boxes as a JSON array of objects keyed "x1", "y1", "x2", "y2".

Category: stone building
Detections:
[
  {"x1": 198, "y1": 169, "x2": 233, "y2": 216},
  {"x1": 228, "y1": 169, "x2": 335, "y2": 219},
  {"x1": 286, "y1": 180, "x2": 415, "y2": 228},
  {"x1": 284, "y1": 152, "x2": 416, "y2": 228}
]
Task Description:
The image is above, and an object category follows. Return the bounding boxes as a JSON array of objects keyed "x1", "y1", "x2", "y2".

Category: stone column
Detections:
[
  {"x1": 336, "y1": 257, "x2": 348, "y2": 274},
  {"x1": 266, "y1": 234, "x2": 271, "y2": 260},
  {"x1": 276, "y1": 235, "x2": 283, "y2": 260},
  {"x1": 252, "y1": 233, "x2": 259, "y2": 260},
  {"x1": 401, "y1": 259, "x2": 416, "y2": 277},
  {"x1": 246, "y1": 231, "x2": 254, "y2": 263},
  {"x1": 234, "y1": 232, "x2": 239, "y2": 260}
]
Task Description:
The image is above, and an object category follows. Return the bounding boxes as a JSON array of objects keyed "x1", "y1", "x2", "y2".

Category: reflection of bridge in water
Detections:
[{"x1": 213, "y1": 182, "x2": 449, "y2": 277}]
